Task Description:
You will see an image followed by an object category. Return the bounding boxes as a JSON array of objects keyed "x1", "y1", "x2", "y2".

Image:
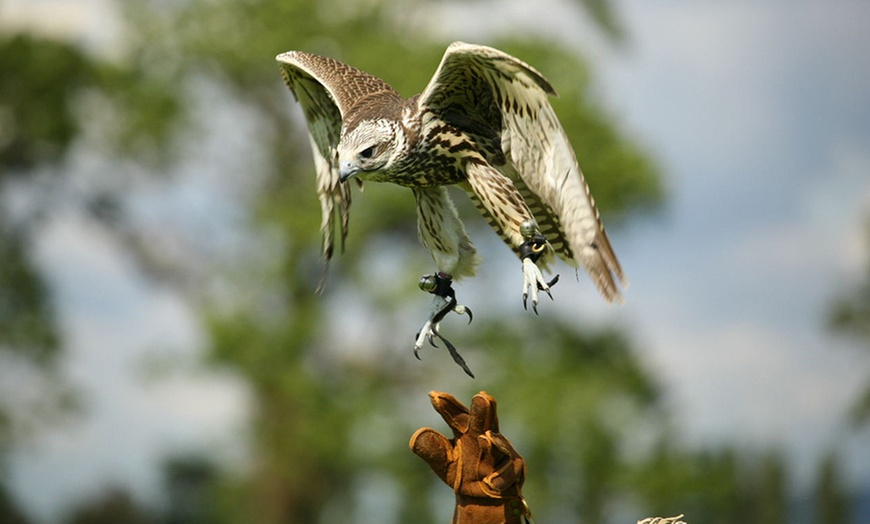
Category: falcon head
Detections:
[{"x1": 337, "y1": 118, "x2": 404, "y2": 181}]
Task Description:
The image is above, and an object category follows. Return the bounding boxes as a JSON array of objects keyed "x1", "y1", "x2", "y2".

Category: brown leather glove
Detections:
[{"x1": 410, "y1": 391, "x2": 532, "y2": 524}]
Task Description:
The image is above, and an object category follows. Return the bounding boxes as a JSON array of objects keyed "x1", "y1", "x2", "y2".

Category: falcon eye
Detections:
[{"x1": 358, "y1": 146, "x2": 376, "y2": 160}]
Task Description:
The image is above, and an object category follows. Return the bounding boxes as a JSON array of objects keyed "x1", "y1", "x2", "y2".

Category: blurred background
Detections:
[{"x1": 1, "y1": 0, "x2": 869, "y2": 523}]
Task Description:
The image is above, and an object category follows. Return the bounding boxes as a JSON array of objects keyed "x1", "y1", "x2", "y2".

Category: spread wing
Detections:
[
  {"x1": 417, "y1": 42, "x2": 625, "y2": 303},
  {"x1": 276, "y1": 51, "x2": 399, "y2": 288}
]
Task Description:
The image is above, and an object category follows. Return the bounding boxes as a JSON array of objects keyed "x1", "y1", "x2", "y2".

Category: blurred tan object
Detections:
[{"x1": 638, "y1": 515, "x2": 686, "y2": 524}]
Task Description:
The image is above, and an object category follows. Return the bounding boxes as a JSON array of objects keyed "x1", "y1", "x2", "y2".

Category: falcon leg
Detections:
[
  {"x1": 519, "y1": 220, "x2": 559, "y2": 314},
  {"x1": 414, "y1": 272, "x2": 474, "y2": 378}
]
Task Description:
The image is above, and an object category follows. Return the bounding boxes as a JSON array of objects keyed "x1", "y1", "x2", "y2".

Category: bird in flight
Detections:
[{"x1": 277, "y1": 42, "x2": 625, "y2": 376}]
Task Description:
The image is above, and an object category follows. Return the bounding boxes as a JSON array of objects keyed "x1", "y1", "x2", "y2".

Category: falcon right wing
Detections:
[{"x1": 417, "y1": 42, "x2": 625, "y2": 303}]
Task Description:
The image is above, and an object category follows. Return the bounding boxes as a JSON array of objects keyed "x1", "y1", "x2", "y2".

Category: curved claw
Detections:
[
  {"x1": 540, "y1": 274, "x2": 560, "y2": 301},
  {"x1": 522, "y1": 258, "x2": 555, "y2": 314},
  {"x1": 453, "y1": 304, "x2": 473, "y2": 325},
  {"x1": 414, "y1": 319, "x2": 434, "y2": 359},
  {"x1": 523, "y1": 290, "x2": 540, "y2": 315},
  {"x1": 413, "y1": 337, "x2": 423, "y2": 361}
]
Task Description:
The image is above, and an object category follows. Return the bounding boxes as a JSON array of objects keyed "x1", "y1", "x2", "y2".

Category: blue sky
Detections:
[
  {"x1": 604, "y1": 0, "x2": 870, "y2": 489},
  {"x1": 433, "y1": 0, "x2": 870, "y2": 485},
  {"x1": 598, "y1": 0, "x2": 870, "y2": 468},
  {"x1": 3, "y1": 0, "x2": 870, "y2": 521}
]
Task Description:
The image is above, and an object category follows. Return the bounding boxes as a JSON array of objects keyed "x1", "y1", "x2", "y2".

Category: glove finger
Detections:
[
  {"x1": 482, "y1": 432, "x2": 526, "y2": 494},
  {"x1": 469, "y1": 391, "x2": 499, "y2": 434},
  {"x1": 483, "y1": 457, "x2": 525, "y2": 493},
  {"x1": 429, "y1": 391, "x2": 470, "y2": 436},
  {"x1": 409, "y1": 427, "x2": 453, "y2": 485},
  {"x1": 488, "y1": 431, "x2": 521, "y2": 460}
]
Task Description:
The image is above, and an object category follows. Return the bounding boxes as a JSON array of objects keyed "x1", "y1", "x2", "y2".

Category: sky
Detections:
[
  {"x1": 596, "y1": 0, "x2": 870, "y2": 479},
  {"x1": 429, "y1": 0, "x2": 870, "y2": 487},
  {"x1": 3, "y1": 0, "x2": 870, "y2": 522}
]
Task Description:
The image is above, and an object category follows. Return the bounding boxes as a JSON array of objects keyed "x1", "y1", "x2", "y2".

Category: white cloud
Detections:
[
  {"x1": 641, "y1": 317, "x2": 866, "y2": 483},
  {"x1": 0, "y1": 0, "x2": 125, "y2": 59}
]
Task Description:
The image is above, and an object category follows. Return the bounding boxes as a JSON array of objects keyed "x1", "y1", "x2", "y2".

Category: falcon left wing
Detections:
[{"x1": 417, "y1": 42, "x2": 626, "y2": 303}]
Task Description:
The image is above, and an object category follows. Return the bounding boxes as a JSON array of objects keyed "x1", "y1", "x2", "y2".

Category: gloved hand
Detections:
[{"x1": 410, "y1": 391, "x2": 532, "y2": 524}]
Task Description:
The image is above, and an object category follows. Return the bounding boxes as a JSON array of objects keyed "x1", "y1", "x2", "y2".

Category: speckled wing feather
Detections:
[
  {"x1": 418, "y1": 42, "x2": 626, "y2": 302},
  {"x1": 276, "y1": 51, "x2": 400, "y2": 287}
]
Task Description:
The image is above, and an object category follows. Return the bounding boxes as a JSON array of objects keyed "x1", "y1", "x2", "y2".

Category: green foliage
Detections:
[
  {"x1": 89, "y1": 65, "x2": 183, "y2": 166},
  {"x1": 578, "y1": 0, "x2": 625, "y2": 42},
  {"x1": 0, "y1": 23, "x2": 185, "y2": 370},
  {"x1": 827, "y1": 251, "x2": 870, "y2": 344},
  {"x1": 0, "y1": 33, "x2": 73, "y2": 456},
  {"x1": 0, "y1": 478, "x2": 32, "y2": 524},
  {"x1": 813, "y1": 452, "x2": 853, "y2": 524},
  {"x1": 65, "y1": 488, "x2": 159, "y2": 524},
  {"x1": 754, "y1": 452, "x2": 788, "y2": 524},
  {"x1": 0, "y1": 30, "x2": 181, "y2": 174},
  {"x1": 827, "y1": 221, "x2": 870, "y2": 426},
  {"x1": 462, "y1": 319, "x2": 659, "y2": 522},
  {"x1": 0, "y1": 17, "x2": 183, "y2": 480},
  {"x1": 0, "y1": 33, "x2": 94, "y2": 172},
  {"x1": 163, "y1": 455, "x2": 219, "y2": 524},
  {"x1": 631, "y1": 445, "x2": 794, "y2": 524},
  {"x1": 0, "y1": 232, "x2": 58, "y2": 360}
]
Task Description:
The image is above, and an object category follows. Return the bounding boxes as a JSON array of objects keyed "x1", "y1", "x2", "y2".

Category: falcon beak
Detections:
[{"x1": 339, "y1": 161, "x2": 360, "y2": 182}]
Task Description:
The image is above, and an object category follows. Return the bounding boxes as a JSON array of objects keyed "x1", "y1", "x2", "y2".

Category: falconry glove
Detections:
[{"x1": 410, "y1": 391, "x2": 532, "y2": 524}]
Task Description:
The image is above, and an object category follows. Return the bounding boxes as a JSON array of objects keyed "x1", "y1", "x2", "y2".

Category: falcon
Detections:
[{"x1": 277, "y1": 42, "x2": 625, "y2": 376}]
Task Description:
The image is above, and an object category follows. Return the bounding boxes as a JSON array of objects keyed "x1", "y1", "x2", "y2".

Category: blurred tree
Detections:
[
  {"x1": 0, "y1": 34, "x2": 75, "y2": 437},
  {"x1": 828, "y1": 222, "x2": 870, "y2": 342},
  {"x1": 827, "y1": 221, "x2": 870, "y2": 427},
  {"x1": 65, "y1": 488, "x2": 158, "y2": 524},
  {"x1": 0, "y1": 24, "x2": 181, "y2": 524},
  {"x1": 0, "y1": 25, "x2": 182, "y2": 410},
  {"x1": 752, "y1": 452, "x2": 788, "y2": 524},
  {"x1": 163, "y1": 455, "x2": 219, "y2": 524},
  {"x1": 631, "y1": 443, "x2": 796, "y2": 524},
  {"x1": 0, "y1": 232, "x2": 57, "y2": 362},
  {"x1": 0, "y1": 34, "x2": 92, "y2": 172},
  {"x1": 812, "y1": 452, "x2": 853, "y2": 524},
  {"x1": 0, "y1": 479, "x2": 32, "y2": 524},
  {"x1": 464, "y1": 319, "x2": 659, "y2": 523}
]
